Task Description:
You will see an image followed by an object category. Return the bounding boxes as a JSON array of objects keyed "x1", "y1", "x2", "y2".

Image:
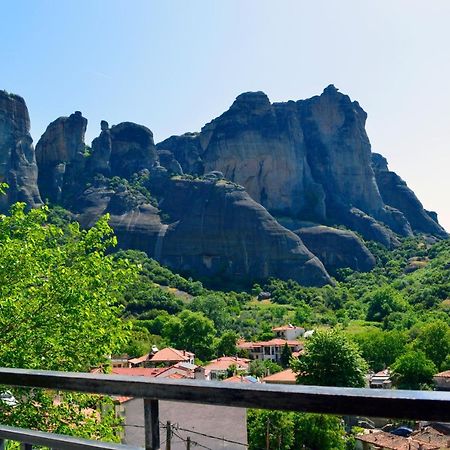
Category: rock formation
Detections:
[
  {"x1": 295, "y1": 226, "x2": 376, "y2": 275},
  {"x1": 0, "y1": 90, "x2": 42, "y2": 210},
  {"x1": 36, "y1": 111, "x2": 87, "y2": 203},
  {"x1": 372, "y1": 153, "x2": 447, "y2": 238},
  {"x1": 1, "y1": 86, "x2": 447, "y2": 287},
  {"x1": 158, "y1": 85, "x2": 445, "y2": 244},
  {"x1": 74, "y1": 177, "x2": 332, "y2": 287}
]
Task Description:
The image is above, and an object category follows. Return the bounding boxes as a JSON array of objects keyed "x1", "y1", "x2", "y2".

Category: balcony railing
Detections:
[{"x1": 0, "y1": 367, "x2": 449, "y2": 449}]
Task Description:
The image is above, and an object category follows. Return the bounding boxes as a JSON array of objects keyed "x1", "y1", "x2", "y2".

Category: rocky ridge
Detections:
[
  {"x1": 0, "y1": 87, "x2": 446, "y2": 287},
  {"x1": 158, "y1": 85, "x2": 446, "y2": 244}
]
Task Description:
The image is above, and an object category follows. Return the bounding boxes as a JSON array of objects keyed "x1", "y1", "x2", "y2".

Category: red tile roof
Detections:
[
  {"x1": 128, "y1": 353, "x2": 151, "y2": 365},
  {"x1": 356, "y1": 431, "x2": 441, "y2": 450},
  {"x1": 150, "y1": 347, "x2": 194, "y2": 363},
  {"x1": 204, "y1": 357, "x2": 250, "y2": 372},
  {"x1": 111, "y1": 367, "x2": 165, "y2": 377},
  {"x1": 262, "y1": 369, "x2": 297, "y2": 384},
  {"x1": 434, "y1": 370, "x2": 450, "y2": 379},
  {"x1": 223, "y1": 375, "x2": 255, "y2": 383}
]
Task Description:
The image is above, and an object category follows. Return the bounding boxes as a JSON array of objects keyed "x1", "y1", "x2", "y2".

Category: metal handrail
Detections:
[{"x1": 0, "y1": 367, "x2": 449, "y2": 449}]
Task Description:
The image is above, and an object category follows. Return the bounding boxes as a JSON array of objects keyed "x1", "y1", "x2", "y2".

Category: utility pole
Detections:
[
  {"x1": 166, "y1": 421, "x2": 171, "y2": 450},
  {"x1": 186, "y1": 436, "x2": 191, "y2": 450}
]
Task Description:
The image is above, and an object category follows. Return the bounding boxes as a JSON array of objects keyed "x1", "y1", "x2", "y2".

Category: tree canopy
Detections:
[{"x1": 292, "y1": 328, "x2": 368, "y2": 387}]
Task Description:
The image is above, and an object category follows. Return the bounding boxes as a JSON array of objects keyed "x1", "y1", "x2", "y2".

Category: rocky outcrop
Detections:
[
  {"x1": 36, "y1": 111, "x2": 87, "y2": 203},
  {"x1": 295, "y1": 226, "x2": 376, "y2": 275},
  {"x1": 158, "y1": 86, "x2": 445, "y2": 243},
  {"x1": 75, "y1": 177, "x2": 332, "y2": 287},
  {"x1": 0, "y1": 90, "x2": 42, "y2": 210},
  {"x1": 372, "y1": 153, "x2": 447, "y2": 238},
  {"x1": 106, "y1": 122, "x2": 157, "y2": 179}
]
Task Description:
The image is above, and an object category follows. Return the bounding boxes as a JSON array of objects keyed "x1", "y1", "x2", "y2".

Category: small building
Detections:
[
  {"x1": 355, "y1": 428, "x2": 450, "y2": 450},
  {"x1": 237, "y1": 339, "x2": 303, "y2": 363},
  {"x1": 147, "y1": 347, "x2": 195, "y2": 367},
  {"x1": 204, "y1": 357, "x2": 250, "y2": 380},
  {"x1": 434, "y1": 370, "x2": 450, "y2": 391},
  {"x1": 272, "y1": 324, "x2": 305, "y2": 340},
  {"x1": 369, "y1": 369, "x2": 392, "y2": 389},
  {"x1": 223, "y1": 375, "x2": 258, "y2": 383},
  {"x1": 262, "y1": 368, "x2": 297, "y2": 385},
  {"x1": 111, "y1": 369, "x2": 247, "y2": 449}
]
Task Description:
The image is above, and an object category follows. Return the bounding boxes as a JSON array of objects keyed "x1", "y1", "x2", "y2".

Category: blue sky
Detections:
[{"x1": 1, "y1": 0, "x2": 449, "y2": 230}]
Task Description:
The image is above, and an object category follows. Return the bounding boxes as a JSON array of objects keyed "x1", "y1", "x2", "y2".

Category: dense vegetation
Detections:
[{"x1": 0, "y1": 189, "x2": 448, "y2": 445}]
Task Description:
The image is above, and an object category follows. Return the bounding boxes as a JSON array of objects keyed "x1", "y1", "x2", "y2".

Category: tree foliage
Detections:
[
  {"x1": 0, "y1": 203, "x2": 136, "y2": 440},
  {"x1": 292, "y1": 328, "x2": 368, "y2": 387},
  {"x1": 391, "y1": 350, "x2": 437, "y2": 390}
]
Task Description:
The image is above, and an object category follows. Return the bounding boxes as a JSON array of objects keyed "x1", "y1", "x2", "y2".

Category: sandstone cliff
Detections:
[
  {"x1": 0, "y1": 90, "x2": 42, "y2": 210},
  {"x1": 74, "y1": 176, "x2": 332, "y2": 287},
  {"x1": 295, "y1": 226, "x2": 376, "y2": 275},
  {"x1": 371, "y1": 153, "x2": 447, "y2": 238},
  {"x1": 158, "y1": 85, "x2": 445, "y2": 244},
  {"x1": 1, "y1": 87, "x2": 446, "y2": 287}
]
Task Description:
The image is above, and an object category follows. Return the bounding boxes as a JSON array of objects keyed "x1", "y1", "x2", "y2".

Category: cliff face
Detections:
[
  {"x1": 1, "y1": 87, "x2": 446, "y2": 287},
  {"x1": 371, "y1": 153, "x2": 447, "y2": 238},
  {"x1": 74, "y1": 176, "x2": 332, "y2": 287},
  {"x1": 36, "y1": 111, "x2": 88, "y2": 203},
  {"x1": 0, "y1": 91, "x2": 42, "y2": 210},
  {"x1": 295, "y1": 226, "x2": 376, "y2": 275},
  {"x1": 158, "y1": 85, "x2": 445, "y2": 244}
]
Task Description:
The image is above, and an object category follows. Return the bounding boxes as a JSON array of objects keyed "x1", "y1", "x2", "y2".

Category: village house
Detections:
[
  {"x1": 223, "y1": 374, "x2": 258, "y2": 383},
  {"x1": 111, "y1": 369, "x2": 247, "y2": 450},
  {"x1": 262, "y1": 368, "x2": 297, "y2": 385},
  {"x1": 237, "y1": 338, "x2": 303, "y2": 363},
  {"x1": 369, "y1": 369, "x2": 392, "y2": 389},
  {"x1": 433, "y1": 370, "x2": 450, "y2": 391},
  {"x1": 355, "y1": 427, "x2": 450, "y2": 450},
  {"x1": 204, "y1": 356, "x2": 250, "y2": 380},
  {"x1": 272, "y1": 324, "x2": 305, "y2": 340}
]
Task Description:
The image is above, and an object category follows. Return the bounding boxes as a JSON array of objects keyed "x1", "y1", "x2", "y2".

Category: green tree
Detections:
[
  {"x1": 365, "y1": 286, "x2": 407, "y2": 322},
  {"x1": 163, "y1": 310, "x2": 216, "y2": 360},
  {"x1": 249, "y1": 360, "x2": 282, "y2": 378},
  {"x1": 280, "y1": 342, "x2": 292, "y2": 368},
  {"x1": 216, "y1": 331, "x2": 238, "y2": 357},
  {"x1": 292, "y1": 328, "x2": 368, "y2": 387},
  {"x1": 293, "y1": 413, "x2": 347, "y2": 450},
  {"x1": 391, "y1": 350, "x2": 437, "y2": 389},
  {"x1": 353, "y1": 329, "x2": 407, "y2": 372},
  {"x1": 413, "y1": 321, "x2": 450, "y2": 371},
  {"x1": 247, "y1": 410, "x2": 294, "y2": 450},
  {"x1": 189, "y1": 293, "x2": 233, "y2": 332},
  {"x1": 0, "y1": 203, "x2": 135, "y2": 440}
]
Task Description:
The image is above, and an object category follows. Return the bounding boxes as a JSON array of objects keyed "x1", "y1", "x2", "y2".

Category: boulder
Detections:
[
  {"x1": 0, "y1": 90, "x2": 42, "y2": 210},
  {"x1": 295, "y1": 226, "x2": 376, "y2": 275}
]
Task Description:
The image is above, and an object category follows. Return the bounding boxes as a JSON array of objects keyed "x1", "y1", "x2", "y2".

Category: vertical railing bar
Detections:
[
  {"x1": 21, "y1": 443, "x2": 33, "y2": 450},
  {"x1": 144, "y1": 398, "x2": 160, "y2": 450},
  {"x1": 0, "y1": 438, "x2": 4, "y2": 450}
]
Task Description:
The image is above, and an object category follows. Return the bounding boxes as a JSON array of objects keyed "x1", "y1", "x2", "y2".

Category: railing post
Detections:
[
  {"x1": 0, "y1": 439, "x2": 4, "y2": 450},
  {"x1": 144, "y1": 398, "x2": 160, "y2": 450},
  {"x1": 21, "y1": 444, "x2": 32, "y2": 450}
]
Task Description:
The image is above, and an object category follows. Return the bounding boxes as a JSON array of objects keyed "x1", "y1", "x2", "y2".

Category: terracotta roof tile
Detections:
[
  {"x1": 262, "y1": 369, "x2": 297, "y2": 384},
  {"x1": 150, "y1": 347, "x2": 194, "y2": 362}
]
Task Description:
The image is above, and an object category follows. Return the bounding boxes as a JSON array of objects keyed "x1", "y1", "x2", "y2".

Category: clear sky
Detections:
[{"x1": 1, "y1": 0, "x2": 449, "y2": 230}]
